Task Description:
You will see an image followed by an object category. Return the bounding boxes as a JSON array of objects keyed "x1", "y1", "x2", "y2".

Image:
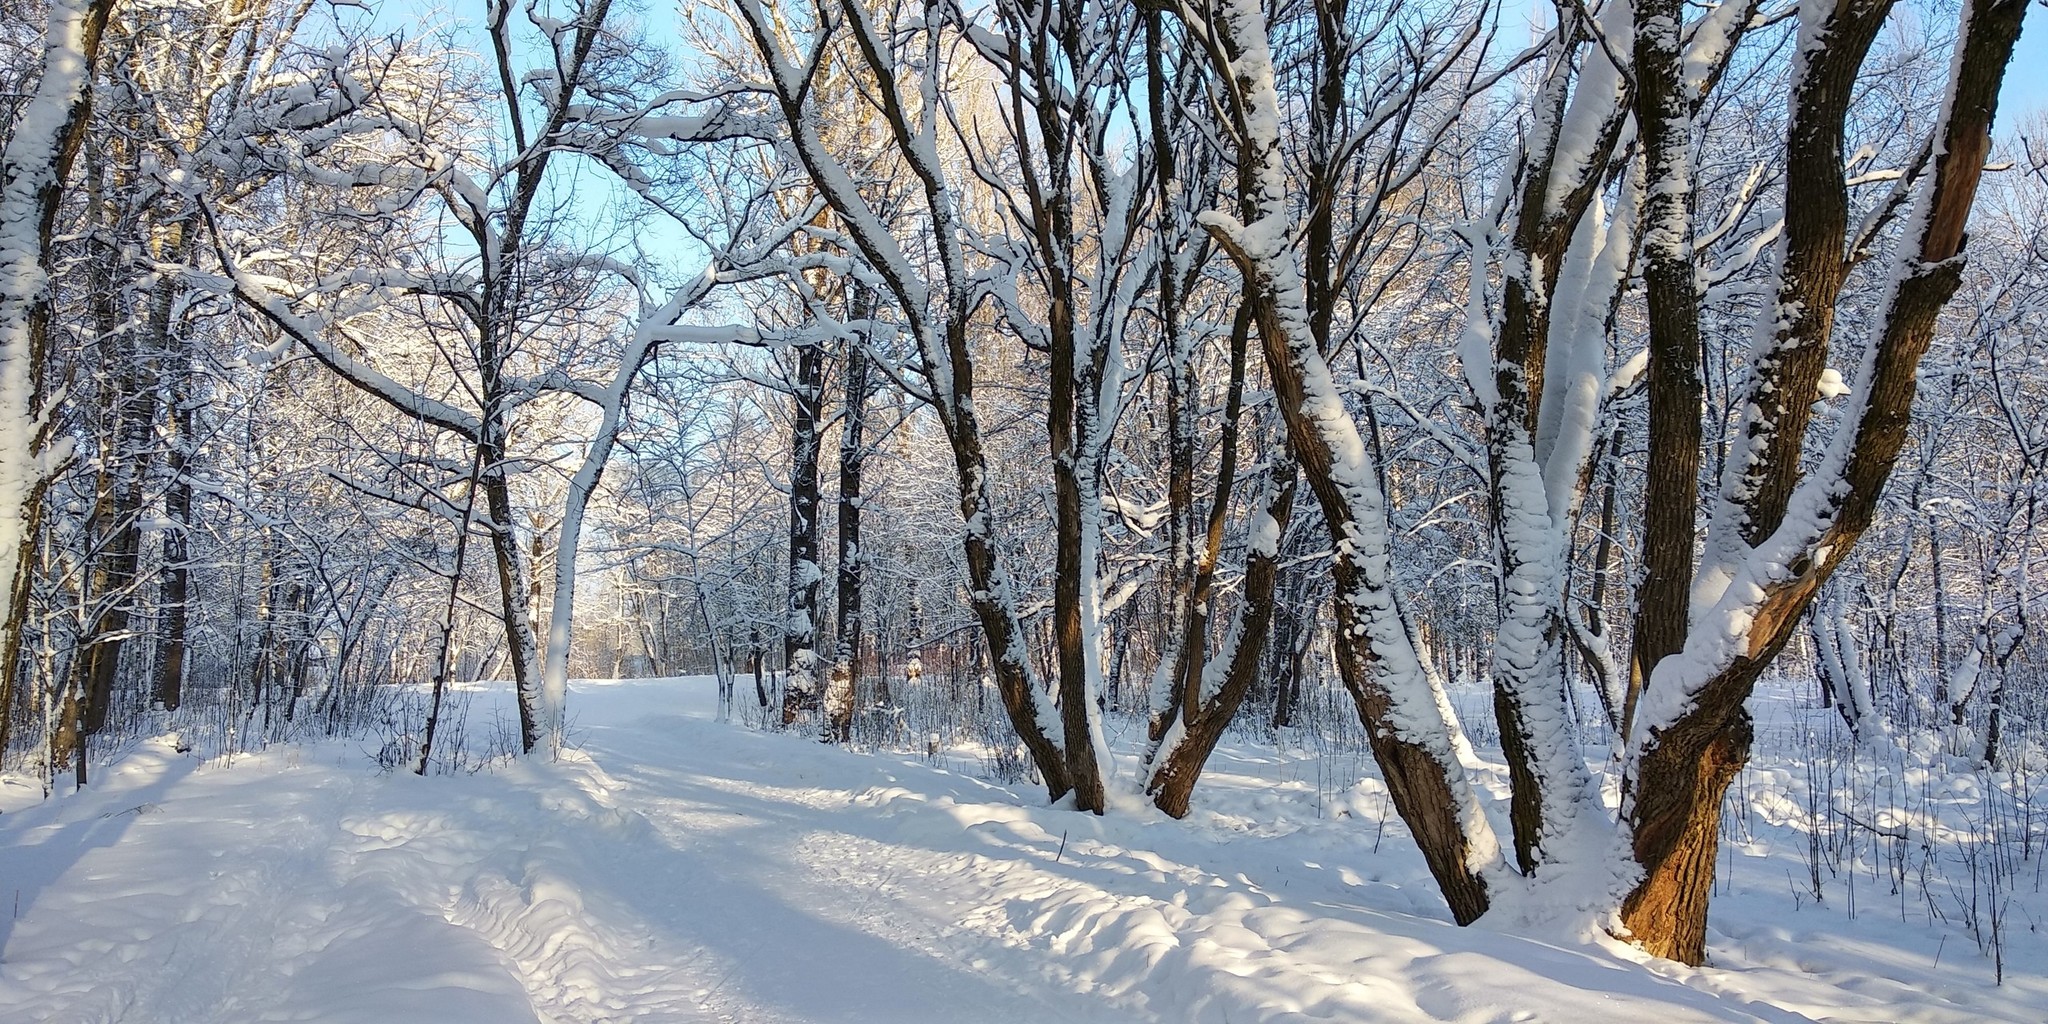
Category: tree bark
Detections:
[
  {"x1": 1620, "y1": 0, "x2": 2028, "y2": 963},
  {"x1": 0, "y1": 0, "x2": 117, "y2": 761},
  {"x1": 156, "y1": 384, "x2": 195, "y2": 711},
  {"x1": 1190, "y1": 0, "x2": 1500, "y2": 922},
  {"x1": 1626, "y1": 0, "x2": 1708, "y2": 727},
  {"x1": 1147, "y1": 463, "x2": 1296, "y2": 817},
  {"x1": 782, "y1": 338, "x2": 825, "y2": 727},
  {"x1": 482, "y1": 457, "x2": 545, "y2": 753},
  {"x1": 740, "y1": 0, "x2": 1073, "y2": 799},
  {"x1": 826, "y1": 308, "x2": 870, "y2": 744}
]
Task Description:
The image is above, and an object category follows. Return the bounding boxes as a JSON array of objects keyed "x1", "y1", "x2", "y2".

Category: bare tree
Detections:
[
  {"x1": 206, "y1": 0, "x2": 784, "y2": 753},
  {"x1": 0, "y1": 0, "x2": 117, "y2": 767},
  {"x1": 1172, "y1": 0, "x2": 1503, "y2": 922},
  {"x1": 735, "y1": 0, "x2": 1075, "y2": 798},
  {"x1": 1618, "y1": 0, "x2": 2030, "y2": 962}
]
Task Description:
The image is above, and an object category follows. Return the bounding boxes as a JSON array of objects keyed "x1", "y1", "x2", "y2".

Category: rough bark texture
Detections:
[
  {"x1": 782, "y1": 339, "x2": 825, "y2": 727},
  {"x1": 1619, "y1": 706, "x2": 1753, "y2": 961},
  {"x1": 1620, "y1": 0, "x2": 2028, "y2": 964},
  {"x1": 1253, "y1": 291, "x2": 1493, "y2": 925},
  {"x1": 0, "y1": 0, "x2": 117, "y2": 761},
  {"x1": 1192, "y1": 0, "x2": 1497, "y2": 923},
  {"x1": 827, "y1": 317, "x2": 870, "y2": 745},
  {"x1": 1147, "y1": 466, "x2": 1295, "y2": 818},
  {"x1": 1626, "y1": 0, "x2": 1707, "y2": 723},
  {"x1": 1729, "y1": 0, "x2": 1896, "y2": 549}
]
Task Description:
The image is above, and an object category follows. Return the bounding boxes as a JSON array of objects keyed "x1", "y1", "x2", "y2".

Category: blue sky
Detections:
[
  {"x1": 2001, "y1": 5, "x2": 2048, "y2": 121},
  {"x1": 360, "y1": 0, "x2": 2048, "y2": 215},
  {"x1": 375, "y1": 0, "x2": 2048, "y2": 121}
]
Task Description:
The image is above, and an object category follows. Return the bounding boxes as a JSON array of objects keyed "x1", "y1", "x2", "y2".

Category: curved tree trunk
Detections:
[
  {"x1": 1619, "y1": 0, "x2": 2027, "y2": 963},
  {"x1": 1191, "y1": 0, "x2": 1501, "y2": 921},
  {"x1": 1146, "y1": 464, "x2": 1296, "y2": 817}
]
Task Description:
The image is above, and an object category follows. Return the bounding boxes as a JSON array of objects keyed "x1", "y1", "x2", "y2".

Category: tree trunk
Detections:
[
  {"x1": 826, "y1": 315, "x2": 870, "y2": 745},
  {"x1": 156, "y1": 391, "x2": 195, "y2": 712},
  {"x1": 1619, "y1": 707, "x2": 1753, "y2": 965},
  {"x1": 1143, "y1": 290, "x2": 1280, "y2": 816},
  {"x1": 420, "y1": 450, "x2": 485, "y2": 774},
  {"x1": 76, "y1": 219, "x2": 133, "y2": 744},
  {"x1": 1147, "y1": 465, "x2": 1296, "y2": 817},
  {"x1": 1472, "y1": 12, "x2": 1630, "y2": 867},
  {"x1": 1626, "y1": 0, "x2": 1708, "y2": 731},
  {"x1": 481, "y1": 460, "x2": 545, "y2": 753},
  {"x1": 751, "y1": 642, "x2": 768, "y2": 708},
  {"x1": 1192, "y1": 0, "x2": 1499, "y2": 922},
  {"x1": 1620, "y1": 0, "x2": 2027, "y2": 962},
  {"x1": 782, "y1": 339, "x2": 824, "y2": 727},
  {"x1": 0, "y1": 0, "x2": 117, "y2": 761},
  {"x1": 738, "y1": 0, "x2": 1072, "y2": 800}
]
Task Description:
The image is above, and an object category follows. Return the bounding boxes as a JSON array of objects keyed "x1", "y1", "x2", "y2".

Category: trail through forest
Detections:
[{"x1": 2, "y1": 677, "x2": 2041, "y2": 1023}]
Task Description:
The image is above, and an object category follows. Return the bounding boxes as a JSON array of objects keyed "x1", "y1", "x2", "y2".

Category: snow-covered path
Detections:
[
  {"x1": 2, "y1": 677, "x2": 2041, "y2": 1023},
  {"x1": 549, "y1": 699, "x2": 1126, "y2": 1024}
]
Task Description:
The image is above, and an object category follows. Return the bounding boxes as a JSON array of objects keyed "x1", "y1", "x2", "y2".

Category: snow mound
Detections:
[{"x1": 3, "y1": 677, "x2": 2042, "y2": 1023}]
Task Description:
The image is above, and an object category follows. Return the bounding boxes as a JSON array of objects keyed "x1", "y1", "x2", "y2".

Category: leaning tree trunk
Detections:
[
  {"x1": 1142, "y1": 285, "x2": 1293, "y2": 817},
  {"x1": 1191, "y1": 0, "x2": 1500, "y2": 922},
  {"x1": 1620, "y1": 0, "x2": 2027, "y2": 964},
  {"x1": 1146, "y1": 463, "x2": 1296, "y2": 817}
]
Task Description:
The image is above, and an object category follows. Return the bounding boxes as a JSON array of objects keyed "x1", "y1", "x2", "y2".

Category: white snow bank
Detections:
[{"x1": 2, "y1": 677, "x2": 2041, "y2": 1022}]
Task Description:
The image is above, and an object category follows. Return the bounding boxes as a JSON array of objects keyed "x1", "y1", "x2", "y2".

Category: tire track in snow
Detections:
[{"x1": 575, "y1": 717, "x2": 1120, "y2": 1024}]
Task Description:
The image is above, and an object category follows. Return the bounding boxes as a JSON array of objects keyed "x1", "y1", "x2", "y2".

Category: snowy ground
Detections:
[{"x1": 2, "y1": 676, "x2": 2042, "y2": 1023}]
